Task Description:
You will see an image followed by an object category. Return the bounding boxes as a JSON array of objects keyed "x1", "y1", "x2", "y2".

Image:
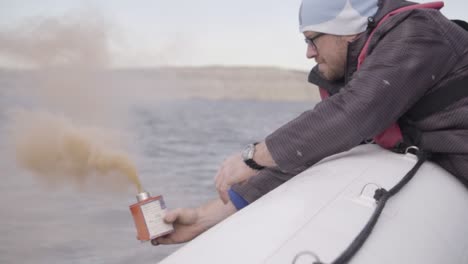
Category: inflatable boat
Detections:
[{"x1": 160, "y1": 144, "x2": 468, "y2": 264}]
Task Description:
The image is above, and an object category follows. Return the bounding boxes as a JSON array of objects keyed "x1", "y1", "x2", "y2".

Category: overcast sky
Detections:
[{"x1": 0, "y1": 0, "x2": 467, "y2": 70}]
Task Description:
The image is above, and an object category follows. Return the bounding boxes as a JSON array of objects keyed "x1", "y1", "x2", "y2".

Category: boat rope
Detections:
[{"x1": 292, "y1": 148, "x2": 428, "y2": 264}]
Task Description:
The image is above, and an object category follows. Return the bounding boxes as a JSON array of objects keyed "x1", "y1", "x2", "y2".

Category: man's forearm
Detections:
[{"x1": 195, "y1": 198, "x2": 237, "y2": 231}]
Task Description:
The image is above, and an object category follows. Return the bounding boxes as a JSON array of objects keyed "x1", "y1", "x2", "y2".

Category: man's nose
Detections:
[{"x1": 306, "y1": 44, "x2": 317, "y2": 59}]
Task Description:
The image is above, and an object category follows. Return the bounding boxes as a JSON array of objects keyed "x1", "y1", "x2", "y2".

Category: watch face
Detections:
[{"x1": 242, "y1": 144, "x2": 254, "y2": 160}]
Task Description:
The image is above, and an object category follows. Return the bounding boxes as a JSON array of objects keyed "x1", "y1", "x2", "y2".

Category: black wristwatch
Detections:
[{"x1": 241, "y1": 143, "x2": 265, "y2": 170}]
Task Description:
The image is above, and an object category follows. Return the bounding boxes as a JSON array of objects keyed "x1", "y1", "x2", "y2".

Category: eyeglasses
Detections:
[{"x1": 304, "y1": 33, "x2": 325, "y2": 51}]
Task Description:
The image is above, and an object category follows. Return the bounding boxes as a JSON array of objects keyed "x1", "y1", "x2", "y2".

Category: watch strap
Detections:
[
  {"x1": 243, "y1": 142, "x2": 265, "y2": 170},
  {"x1": 244, "y1": 158, "x2": 265, "y2": 170}
]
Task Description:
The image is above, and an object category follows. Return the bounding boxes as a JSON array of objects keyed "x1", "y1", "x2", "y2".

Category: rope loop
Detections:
[{"x1": 292, "y1": 251, "x2": 323, "y2": 264}]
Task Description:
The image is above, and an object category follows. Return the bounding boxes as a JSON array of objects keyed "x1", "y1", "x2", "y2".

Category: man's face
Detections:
[{"x1": 304, "y1": 31, "x2": 353, "y2": 81}]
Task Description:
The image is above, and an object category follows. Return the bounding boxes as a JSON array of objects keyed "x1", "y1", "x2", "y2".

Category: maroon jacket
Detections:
[{"x1": 232, "y1": 0, "x2": 468, "y2": 203}]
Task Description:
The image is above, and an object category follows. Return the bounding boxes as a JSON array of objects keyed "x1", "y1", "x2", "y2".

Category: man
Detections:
[{"x1": 153, "y1": 0, "x2": 468, "y2": 246}]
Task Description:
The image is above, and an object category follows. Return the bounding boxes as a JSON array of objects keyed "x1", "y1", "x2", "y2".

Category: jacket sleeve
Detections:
[
  {"x1": 231, "y1": 167, "x2": 299, "y2": 204},
  {"x1": 266, "y1": 10, "x2": 459, "y2": 174}
]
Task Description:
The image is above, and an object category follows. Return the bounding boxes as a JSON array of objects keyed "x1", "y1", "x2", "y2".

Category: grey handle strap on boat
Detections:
[
  {"x1": 292, "y1": 149, "x2": 428, "y2": 264},
  {"x1": 329, "y1": 149, "x2": 428, "y2": 264}
]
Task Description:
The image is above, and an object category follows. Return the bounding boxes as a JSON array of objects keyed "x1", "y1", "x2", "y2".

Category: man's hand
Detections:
[
  {"x1": 214, "y1": 152, "x2": 258, "y2": 204},
  {"x1": 151, "y1": 208, "x2": 202, "y2": 245},
  {"x1": 151, "y1": 199, "x2": 237, "y2": 246}
]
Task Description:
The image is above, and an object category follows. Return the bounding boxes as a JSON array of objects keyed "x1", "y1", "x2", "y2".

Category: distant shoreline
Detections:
[{"x1": 0, "y1": 66, "x2": 320, "y2": 102}]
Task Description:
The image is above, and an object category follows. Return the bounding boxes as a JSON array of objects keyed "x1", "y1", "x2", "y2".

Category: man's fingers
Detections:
[
  {"x1": 218, "y1": 183, "x2": 230, "y2": 204},
  {"x1": 215, "y1": 167, "x2": 224, "y2": 190},
  {"x1": 217, "y1": 188, "x2": 226, "y2": 204},
  {"x1": 157, "y1": 236, "x2": 171, "y2": 245},
  {"x1": 221, "y1": 190, "x2": 229, "y2": 204},
  {"x1": 153, "y1": 235, "x2": 174, "y2": 245},
  {"x1": 164, "y1": 209, "x2": 182, "y2": 223},
  {"x1": 151, "y1": 239, "x2": 159, "y2": 246},
  {"x1": 215, "y1": 173, "x2": 221, "y2": 191},
  {"x1": 151, "y1": 234, "x2": 172, "y2": 246},
  {"x1": 215, "y1": 169, "x2": 226, "y2": 199},
  {"x1": 217, "y1": 185, "x2": 230, "y2": 204}
]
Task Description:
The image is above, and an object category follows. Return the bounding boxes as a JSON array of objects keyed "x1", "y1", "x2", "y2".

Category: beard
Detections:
[
  {"x1": 317, "y1": 63, "x2": 345, "y2": 81},
  {"x1": 315, "y1": 36, "x2": 350, "y2": 81}
]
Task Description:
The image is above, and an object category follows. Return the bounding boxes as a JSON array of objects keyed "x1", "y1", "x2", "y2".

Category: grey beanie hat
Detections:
[{"x1": 299, "y1": 0, "x2": 379, "y2": 35}]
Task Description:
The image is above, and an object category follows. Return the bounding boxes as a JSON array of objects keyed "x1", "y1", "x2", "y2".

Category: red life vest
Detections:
[{"x1": 319, "y1": 2, "x2": 445, "y2": 150}]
